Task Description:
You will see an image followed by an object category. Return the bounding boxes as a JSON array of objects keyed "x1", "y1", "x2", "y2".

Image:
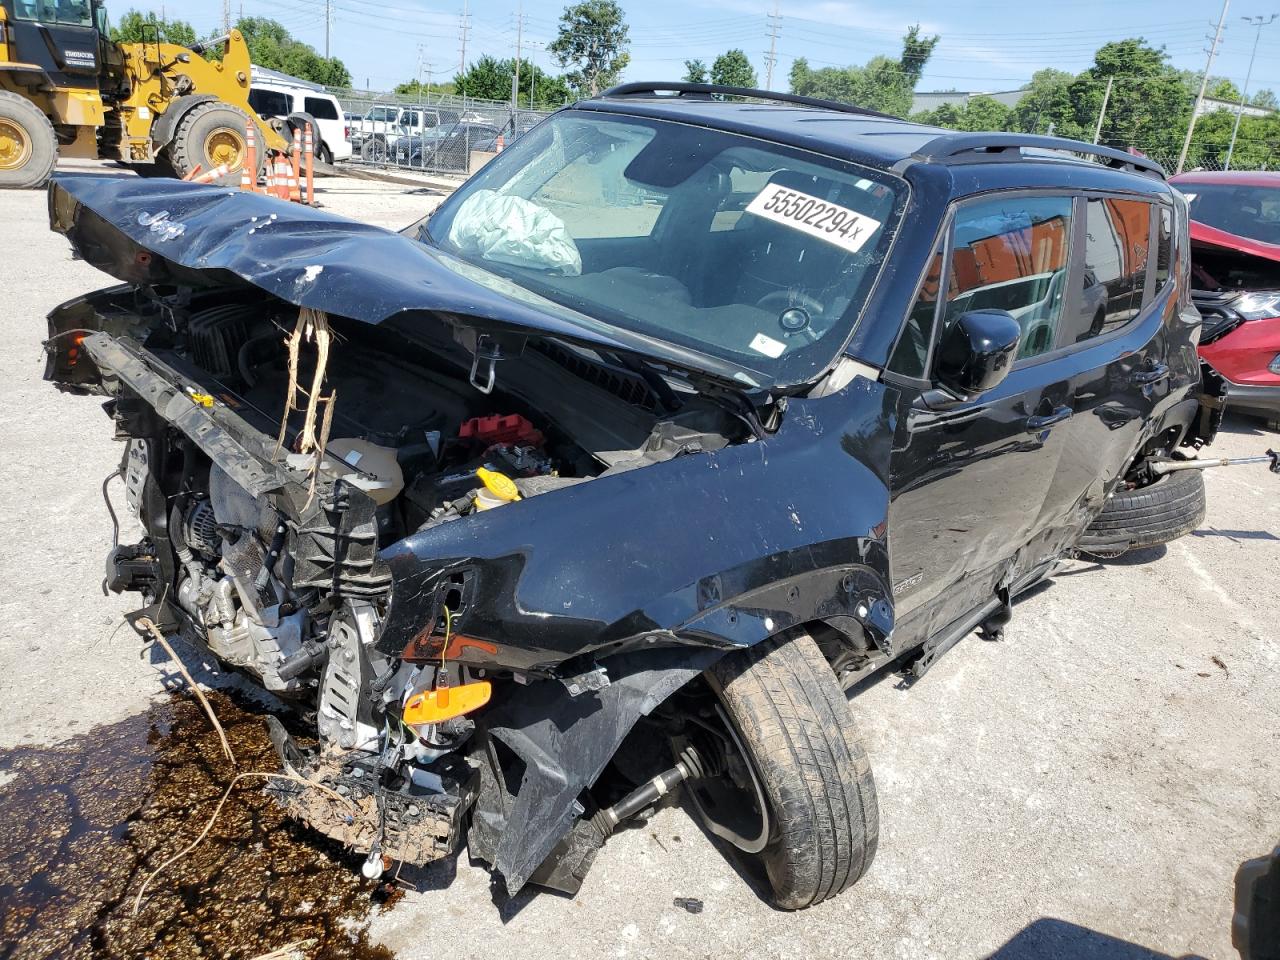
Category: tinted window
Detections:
[
  {"x1": 889, "y1": 239, "x2": 944, "y2": 378},
  {"x1": 249, "y1": 89, "x2": 293, "y2": 117},
  {"x1": 1063, "y1": 197, "x2": 1150, "y2": 344},
  {"x1": 1154, "y1": 204, "x2": 1172, "y2": 288},
  {"x1": 13, "y1": 0, "x2": 92, "y2": 25},
  {"x1": 940, "y1": 196, "x2": 1073, "y2": 361},
  {"x1": 1181, "y1": 182, "x2": 1280, "y2": 245},
  {"x1": 305, "y1": 96, "x2": 339, "y2": 120}
]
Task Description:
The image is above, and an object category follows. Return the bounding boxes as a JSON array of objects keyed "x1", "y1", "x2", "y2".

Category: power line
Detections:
[
  {"x1": 1178, "y1": 0, "x2": 1231, "y2": 173},
  {"x1": 1225, "y1": 13, "x2": 1277, "y2": 169},
  {"x1": 764, "y1": 4, "x2": 781, "y2": 90}
]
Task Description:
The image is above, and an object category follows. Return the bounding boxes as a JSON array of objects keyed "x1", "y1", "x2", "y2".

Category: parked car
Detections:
[
  {"x1": 43, "y1": 82, "x2": 1218, "y2": 910},
  {"x1": 1171, "y1": 170, "x2": 1280, "y2": 427},
  {"x1": 472, "y1": 116, "x2": 544, "y2": 154},
  {"x1": 394, "y1": 121, "x2": 500, "y2": 170},
  {"x1": 358, "y1": 106, "x2": 457, "y2": 161},
  {"x1": 247, "y1": 69, "x2": 351, "y2": 162}
]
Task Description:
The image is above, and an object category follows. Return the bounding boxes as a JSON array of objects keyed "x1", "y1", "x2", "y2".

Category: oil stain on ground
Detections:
[{"x1": 0, "y1": 690, "x2": 397, "y2": 960}]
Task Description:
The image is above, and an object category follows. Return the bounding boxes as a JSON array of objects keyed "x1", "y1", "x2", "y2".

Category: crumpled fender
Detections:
[
  {"x1": 378, "y1": 377, "x2": 897, "y2": 670},
  {"x1": 378, "y1": 377, "x2": 897, "y2": 893}
]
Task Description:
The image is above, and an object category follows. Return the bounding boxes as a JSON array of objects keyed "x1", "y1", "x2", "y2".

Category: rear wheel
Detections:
[
  {"x1": 166, "y1": 102, "x2": 257, "y2": 185},
  {"x1": 0, "y1": 91, "x2": 57, "y2": 189},
  {"x1": 700, "y1": 629, "x2": 878, "y2": 909},
  {"x1": 1078, "y1": 468, "x2": 1206, "y2": 556}
]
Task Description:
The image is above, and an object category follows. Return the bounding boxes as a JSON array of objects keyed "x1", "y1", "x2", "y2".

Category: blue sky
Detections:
[{"x1": 129, "y1": 0, "x2": 1280, "y2": 98}]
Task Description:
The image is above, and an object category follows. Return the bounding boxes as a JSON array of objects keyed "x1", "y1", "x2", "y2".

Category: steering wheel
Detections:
[{"x1": 755, "y1": 290, "x2": 825, "y2": 343}]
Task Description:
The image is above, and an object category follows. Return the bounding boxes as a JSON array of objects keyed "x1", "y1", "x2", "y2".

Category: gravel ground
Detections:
[{"x1": 1, "y1": 162, "x2": 1277, "y2": 959}]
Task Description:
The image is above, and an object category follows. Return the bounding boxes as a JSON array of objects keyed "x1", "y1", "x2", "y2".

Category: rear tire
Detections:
[
  {"x1": 708, "y1": 630, "x2": 878, "y2": 909},
  {"x1": 0, "y1": 91, "x2": 57, "y2": 189},
  {"x1": 166, "y1": 102, "x2": 255, "y2": 185},
  {"x1": 1078, "y1": 468, "x2": 1206, "y2": 556}
]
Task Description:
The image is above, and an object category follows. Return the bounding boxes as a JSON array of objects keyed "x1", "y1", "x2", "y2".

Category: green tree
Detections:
[
  {"x1": 710, "y1": 49, "x2": 756, "y2": 88},
  {"x1": 789, "y1": 26, "x2": 938, "y2": 117},
  {"x1": 394, "y1": 79, "x2": 456, "y2": 97},
  {"x1": 234, "y1": 17, "x2": 351, "y2": 87},
  {"x1": 548, "y1": 0, "x2": 629, "y2": 96},
  {"x1": 683, "y1": 59, "x2": 708, "y2": 84},
  {"x1": 1252, "y1": 88, "x2": 1278, "y2": 110},
  {"x1": 1007, "y1": 69, "x2": 1081, "y2": 136},
  {"x1": 1206, "y1": 77, "x2": 1242, "y2": 104},
  {"x1": 452, "y1": 55, "x2": 572, "y2": 107},
  {"x1": 915, "y1": 94, "x2": 1010, "y2": 132},
  {"x1": 1070, "y1": 39, "x2": 1192, "y2": 157},
  {"x1": 110, "y1": 9, "x2": 198, "y2": 47}
]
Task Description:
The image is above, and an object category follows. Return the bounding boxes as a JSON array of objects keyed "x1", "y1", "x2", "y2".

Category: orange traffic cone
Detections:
[
  {"x1": 242, "y1": 119, "x2": 257, "y2": 192},
  {"x1": 495, "y1": 134, "x2": 505, "y2": 152},
  {"x1": 191, "y1": 163, "x2": 230, "y2": 185},
  {"x1": 274, "y1": 154, "x2": 292, "y2": 200},
  {"x1": 303, "y1": 122, "x2": 315, "y2": 205},
  {"x1": 288, "y1": 129, "x2": 302, "y2": 202}
]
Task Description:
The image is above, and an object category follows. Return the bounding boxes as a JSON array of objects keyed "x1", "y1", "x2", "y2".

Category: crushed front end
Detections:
[{"x1": 42, "y1": 176, "x2": 897, "y2": 896}]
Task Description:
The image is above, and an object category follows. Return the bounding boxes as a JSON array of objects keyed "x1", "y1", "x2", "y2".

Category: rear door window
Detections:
[
  {"x1": 1061, "y1": 197, "x2": 1151, "y2": 344},
  {"x1": 249, "y1": 89, "x2": 292, "y2": 118},
  {"x1": 940, "y1": 195, "x2": 1074, "y2": 362},
  {"x1": 304, "y1": 96, "x2": 339, "y2": 120}
]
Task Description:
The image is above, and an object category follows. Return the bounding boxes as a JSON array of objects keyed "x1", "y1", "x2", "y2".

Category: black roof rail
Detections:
[
  {"x1": 907, "y1": 132, "x2": 1167, "y2": 178},
  {"x1": 599, "y1": 82, "x2": 897, "y2": 121}
]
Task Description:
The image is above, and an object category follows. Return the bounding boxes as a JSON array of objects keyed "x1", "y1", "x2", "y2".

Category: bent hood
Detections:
[
  {"x1": 1190, "y1": 218, "x2": 1280, "y2": 263},
  {"x1": 48, "y1": 176, "x2": 752, "y2": 386}
]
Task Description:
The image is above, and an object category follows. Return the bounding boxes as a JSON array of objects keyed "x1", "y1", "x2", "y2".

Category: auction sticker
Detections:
[{"x1": 745, "y1": 184, "x2": 882, "y2": 254}]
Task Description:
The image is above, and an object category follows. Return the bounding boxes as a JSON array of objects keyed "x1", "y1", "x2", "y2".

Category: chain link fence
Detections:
[{"x1": 327, "y1": 87, "x2": 555, "y2": 177}]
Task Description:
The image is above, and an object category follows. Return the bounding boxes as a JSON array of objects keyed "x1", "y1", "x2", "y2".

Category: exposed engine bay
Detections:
[{"x1": 53, "y1": 280, "x2": 771, "y2": 885}]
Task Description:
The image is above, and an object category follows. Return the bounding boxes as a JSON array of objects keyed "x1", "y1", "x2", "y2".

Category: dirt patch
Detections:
[{"x1": 0, "y1": 690, "x2": 397, "y2": 960}]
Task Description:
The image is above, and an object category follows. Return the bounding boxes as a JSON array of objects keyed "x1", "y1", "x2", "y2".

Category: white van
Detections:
[{"x1": 247, "y1": 67, "x2": 352, "y2": 162}]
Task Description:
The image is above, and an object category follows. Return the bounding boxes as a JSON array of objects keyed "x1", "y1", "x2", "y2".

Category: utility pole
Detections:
[
  {"x1": 324, "y1": 0, "x2": 332, "y2": 58},
  {"x1": 458, "y1": 0, "x2": 471, "y2": 78},
  {"x1": 1226, "y1": 13, "x2": 1277, "y2": 170},
  {"x1": 1177, "y1": 0, "x2": 1231, "y2": 174},
  {"x1": 512, "y1": 4, "x2": 524, "y2": 110},
  {"x1": 1092, "y1": 76, "x2": 1113, "y2": 144},
  {"x1": 222, "y1": 0, "x2": 230, "y2": 34},
  {"x1": 764, "y1": 4, "x2": 781, "y2": 90}
]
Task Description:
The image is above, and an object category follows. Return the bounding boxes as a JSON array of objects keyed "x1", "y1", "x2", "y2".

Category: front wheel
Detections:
[
  {"x1": 701, "y1": 629, "x2": 879, "y2": 909},
  {"x1": 1077, "y1": 467, "x2": 1206, "y2": 557}
]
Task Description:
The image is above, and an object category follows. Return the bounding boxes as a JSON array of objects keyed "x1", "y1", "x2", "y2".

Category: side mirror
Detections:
[{"x1": 935, "y1": 309, "x2": 1021, "y2": 399}]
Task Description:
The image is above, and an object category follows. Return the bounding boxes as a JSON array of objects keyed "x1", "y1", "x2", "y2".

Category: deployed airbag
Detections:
[{"x1": 446, "y1": 189, "x2": 582, "y2": 276}]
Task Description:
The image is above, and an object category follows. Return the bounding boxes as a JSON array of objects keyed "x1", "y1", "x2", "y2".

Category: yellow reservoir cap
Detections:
[
  {"x1": 403, "y1": 680, "x2": 492, "y2": 726},
  {"x1": 476, "y1": 467, "x2": 520, "y2": 502}
]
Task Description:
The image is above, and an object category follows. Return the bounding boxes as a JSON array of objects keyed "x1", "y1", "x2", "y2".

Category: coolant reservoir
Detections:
[{"x1": 322, "y1": 439, "x2": 405, "y2": 505}]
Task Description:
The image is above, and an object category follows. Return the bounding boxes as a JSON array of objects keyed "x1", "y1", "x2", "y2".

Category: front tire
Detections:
[
  {"x1": 0, "y1": 90, "x2": 57, "y2": 189},
  {"x1": 707, "y1": 629, "x2": 879, "y2": 909},
  {"x1": 1078, "y1": 468, "x2": 1206, "y2": 556}
]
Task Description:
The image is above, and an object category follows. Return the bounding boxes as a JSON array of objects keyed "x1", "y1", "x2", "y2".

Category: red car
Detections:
[{"x1": 1171, "y1": 170, "x2": 1280, "y2": 427}]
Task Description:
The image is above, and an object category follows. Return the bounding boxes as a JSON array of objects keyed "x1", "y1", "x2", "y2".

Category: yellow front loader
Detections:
[{"x1": 0, "y1": 1, "x2": 287, "y2": 187}]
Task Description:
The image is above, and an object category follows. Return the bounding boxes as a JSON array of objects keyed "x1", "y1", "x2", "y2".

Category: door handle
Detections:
[
  {"x1": 1024, "y1": 405, "x2": 1073, "y2": 432},
  {"x1": 1130, "y1": 362, "x2": 1171, "y2": 385}
]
